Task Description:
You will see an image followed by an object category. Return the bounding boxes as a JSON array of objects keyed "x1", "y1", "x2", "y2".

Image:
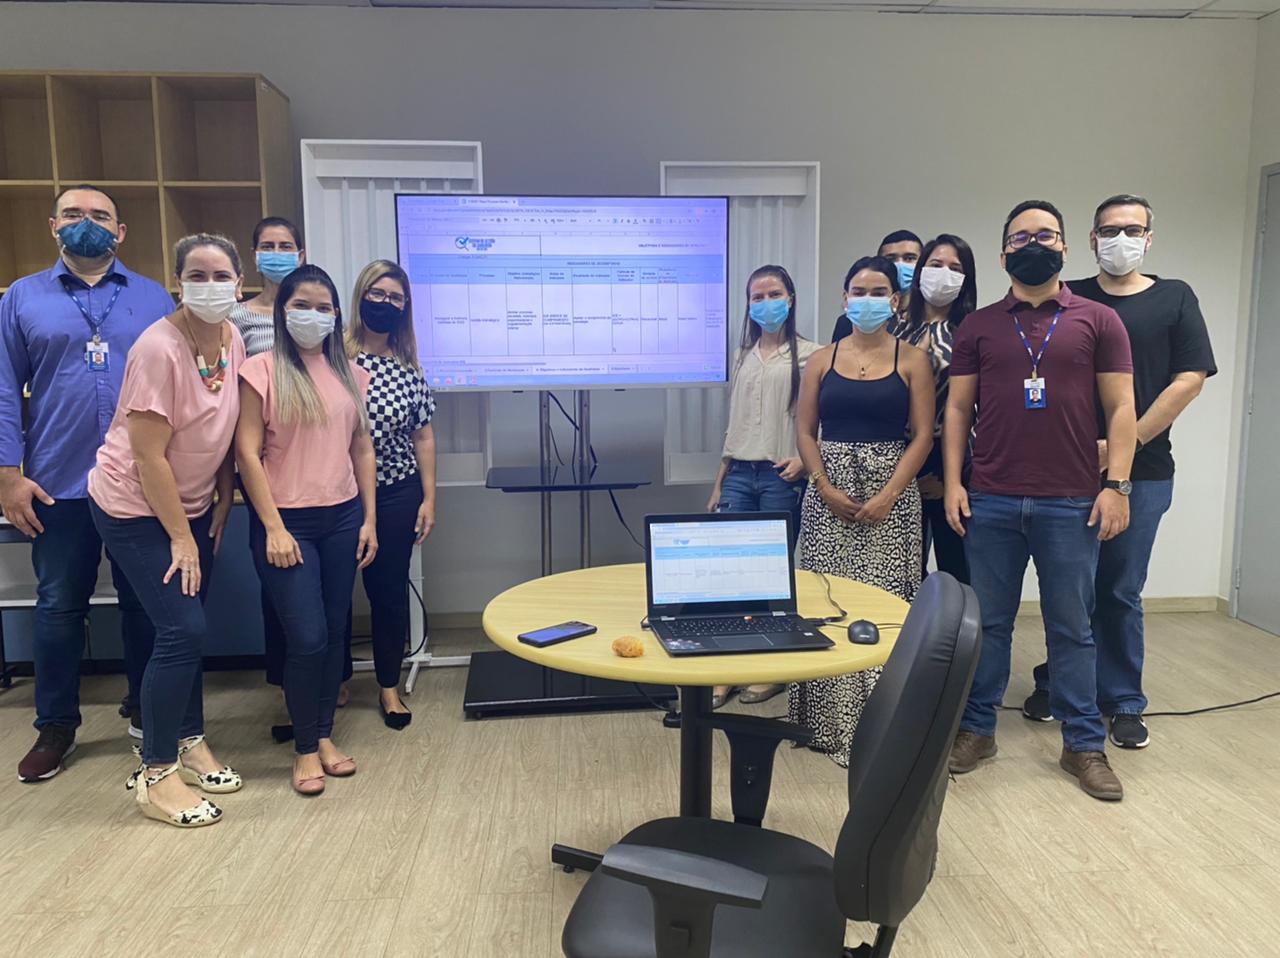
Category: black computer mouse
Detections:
[{"x1": 847, "y1": 619, "x2": 880, "y2": 645}]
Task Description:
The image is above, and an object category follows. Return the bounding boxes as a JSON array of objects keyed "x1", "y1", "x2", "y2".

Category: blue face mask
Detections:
[
  {"x1": 845, "y1": 296, "x2": 894, "y2": 334},
  {"x1": 895, "y1": 260, "x2": 916, "y2": 292},
  {"x1": 749, "y1": 297, "x2": 790, "y2": 333},
  {"x1": 256, "y1": 250, "x2": 300, "y2": 283},
  {"x1": 58, "y1": 219, "x2": 117, "y2": 259}
]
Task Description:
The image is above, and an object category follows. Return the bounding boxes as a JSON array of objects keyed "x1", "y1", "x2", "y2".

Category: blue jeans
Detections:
[
  {"x1": 30, "y1": 498, "x2": 155, "y2": 731},
  {"x1": 961, "y1": 492, "x2": 1105, "y2": 752},
  {"x1": 1033, "y1": 479, "x2": 1173, "y2": 716},
  {"x1": 716, "y1": 460, "x2": 803, "y2": 547},
  {"x1": 89, "y1": 501, "x2": 211, "y2": 765},
  {"x1": 250, "y1": 497, "x2": 361, "y2": 755}
]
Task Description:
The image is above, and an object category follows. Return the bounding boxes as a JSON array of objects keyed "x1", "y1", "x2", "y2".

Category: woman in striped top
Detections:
[{"x1": 893, "y1": 233, "x2": 978, "y2": 584}]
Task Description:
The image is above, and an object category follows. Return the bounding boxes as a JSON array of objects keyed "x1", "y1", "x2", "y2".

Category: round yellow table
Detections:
[{"x1": 483, "y1": 563, "x2": 908, "y2": 819}]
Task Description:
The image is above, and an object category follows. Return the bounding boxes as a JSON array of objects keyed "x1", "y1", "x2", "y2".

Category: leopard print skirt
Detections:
[{"x1": 789, "y1": 439, "x2": 923, "y2": 767}]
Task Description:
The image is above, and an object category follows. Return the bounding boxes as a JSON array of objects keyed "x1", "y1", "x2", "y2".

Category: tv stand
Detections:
[{"x1": 463, "y1": 390, "x2": 675, "y2": 718}]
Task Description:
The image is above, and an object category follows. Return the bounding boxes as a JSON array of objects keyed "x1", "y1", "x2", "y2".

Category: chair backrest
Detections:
[{"x1": 831, "y1": 572, "x2": 981, "y2": 927}]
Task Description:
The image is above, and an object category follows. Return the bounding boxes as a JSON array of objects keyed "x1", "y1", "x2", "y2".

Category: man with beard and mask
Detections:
[
  {"x1": 941, "y1": 199, "x2": 1138, "y2": 801},
  {"x1": 1022, "y1": 194, "x2": 1216, "y2": 750},
  {"x1": 0, "y1": 185, "x2": 175, "y2": 782}
]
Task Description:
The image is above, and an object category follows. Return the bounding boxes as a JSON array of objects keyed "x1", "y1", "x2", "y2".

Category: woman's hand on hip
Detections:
[
  {"x1": 357, "y1": 521, "x2": 379, "y2": 569},
  {"x1": 774, "y1": 457, "x2": 805, "y2": 483},
  {"x1": 266, "y1": 526, "x2": 303, "y2": 569},
  {"x1": 165, "y1": 534, "x2": 202, "y2": 597},
  {"x1": 414, "y1": 500, "x2": 435, "y2": 545}
]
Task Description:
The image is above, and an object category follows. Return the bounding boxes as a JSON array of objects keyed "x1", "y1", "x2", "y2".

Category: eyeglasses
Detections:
[
  {"x1": 364, "y1": 288, "x2": 407, "y2": 308},
  {"x1": 1095, "y1": 224, "x2": 1150, "y2": 240},
  {"x1": 58, "y1": 208, "x2": 116, "y2": 225},
  {"x1": 1005, "y1": 229, "x2": 1062, "y2": 250}
]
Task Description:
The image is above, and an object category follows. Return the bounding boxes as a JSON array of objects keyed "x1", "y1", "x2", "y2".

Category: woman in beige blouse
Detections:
[{"x1": 706, "y1": 264, "x2": 820, "y2": 709}]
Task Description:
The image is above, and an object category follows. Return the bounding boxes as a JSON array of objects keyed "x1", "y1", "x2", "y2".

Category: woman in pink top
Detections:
[
  {"x1": 87, "y1": 233, "x2": 247, "y2": 829},
  {"x1": 236, "y1": 264, "x2": 377, "y2": 796}
]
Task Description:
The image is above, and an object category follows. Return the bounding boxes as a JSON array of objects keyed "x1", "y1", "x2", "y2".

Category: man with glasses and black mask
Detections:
[
  {"x1": 1022, "y1": 194, "x2": 1216, "y2": 750},
  {"x1": 942, "y1": 200, "x2": 1138, "y2": 801},
  {"x1": 0, "y1": 184, "x2": 174, "y2": 782}
]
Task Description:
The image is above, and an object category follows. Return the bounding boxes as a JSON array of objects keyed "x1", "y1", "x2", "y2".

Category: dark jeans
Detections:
[
  {"x1": 89, "y1": 501, "x2": 211, "y2": 765},
  {"x1": 344, "y1": 476, "x2": 423, "y2": 689},
  {"x1": 716, "y1": 459, "x2": 803, "y2": 548},
  {"x1": 961, "y1": 492, "x2": 1105, "y2": 753},
  {"x1": 922, "y1": 496, "x2": 970, "y2": 584},
  {"x1": 251, "y1": 497, "x2": 362, "y2": 755},
  {"x1": 1032, "y1": 479, "x2": 1173, "y2": 716},
  {"x1": 29, "y1": 498, "x2": 155, "y2": 731}
]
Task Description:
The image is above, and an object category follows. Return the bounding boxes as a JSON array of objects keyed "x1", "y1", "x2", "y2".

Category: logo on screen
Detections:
[{"x1": 455, "y1": 236, "x2": 496, "y2": 252}]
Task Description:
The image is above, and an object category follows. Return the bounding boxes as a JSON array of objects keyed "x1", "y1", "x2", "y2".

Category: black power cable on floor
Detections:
[{"x1": 999, "y1": 689, "x2": 1280, "y2": 718}]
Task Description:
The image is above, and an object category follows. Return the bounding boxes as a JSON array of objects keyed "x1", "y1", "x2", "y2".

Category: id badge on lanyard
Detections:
[
  {"x1": 1014, "y1": 309, "x2": 1062, "y2": 411},
  {"x1": 64, "y1": 280, "x2": 122, "y2": 373}
]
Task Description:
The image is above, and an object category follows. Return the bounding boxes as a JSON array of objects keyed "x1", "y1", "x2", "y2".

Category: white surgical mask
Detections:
[
  {"x1": 1096, "y1": 234, "x2": 1147, "y2": 277},
  {"x1": 918, "y1": 266, "x2": 965, "y2": 308},
  {"x1": 181, "y1": 281, "x2": 238, "y2": 324},
  {"x1": 286, "y1": 308, "x2": 335, "y2": 349}
]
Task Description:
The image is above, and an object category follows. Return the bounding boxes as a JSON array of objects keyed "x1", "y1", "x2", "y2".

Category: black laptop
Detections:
[{"x1": 644, "y1": 512, "x2": 834, "y2": 656}]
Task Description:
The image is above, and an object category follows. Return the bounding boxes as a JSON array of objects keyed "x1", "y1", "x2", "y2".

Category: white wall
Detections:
[
  {"x1": 1223, "y1": 13, "x2": 1280, "y2": 600},
  {"x1": 0, "y1": 3, "x2": 1258, "y2": 613}
]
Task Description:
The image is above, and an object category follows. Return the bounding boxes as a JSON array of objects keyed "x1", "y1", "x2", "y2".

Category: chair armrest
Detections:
[
  {"x1": 705, "y1": 714, "x2": 813, "y2": 827},
  {"x1": 601, "y1": 844, "x2": 768, "y2": 909},
  {"x1": 600, "y1": 844, "x2": 768, "y2": 958}
]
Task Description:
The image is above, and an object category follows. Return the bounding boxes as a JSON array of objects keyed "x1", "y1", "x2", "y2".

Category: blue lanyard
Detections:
[
  {"x1": 61, "y1": 278, "x2": 123, "y2": 344},
  {"x1": 1012, "y1": 308, "x2": 1062, "y2": 379}
]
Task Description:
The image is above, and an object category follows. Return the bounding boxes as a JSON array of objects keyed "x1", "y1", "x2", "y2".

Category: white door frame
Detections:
[{"x1": 1229, "y1": 161, "x2": 1280, "y2": 618}]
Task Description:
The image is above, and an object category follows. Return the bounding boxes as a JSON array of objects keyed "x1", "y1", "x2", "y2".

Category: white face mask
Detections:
[
  {"x1": 181, "y1": 281, "x2": 238, "y2": 324},
  {"x1": 286, "y1": 308, "x2": 335, "y2": 349},
  {"x1": 918, "y1": 266, "x2": 965, "y2": 308},
  {"x1": 1096, "y1": 233, "x2": 1147, "y2": 277}
]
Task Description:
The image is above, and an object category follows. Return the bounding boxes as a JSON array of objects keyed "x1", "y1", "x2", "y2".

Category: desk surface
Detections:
[{"x1": 482, "y1": 564, "x2": 907, "y2": 687}]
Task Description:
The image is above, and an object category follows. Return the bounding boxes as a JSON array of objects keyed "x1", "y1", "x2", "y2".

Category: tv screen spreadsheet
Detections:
[
  {"x1": 649, "y1": 519, "x2": 793, "y2": 606},
  {"x1": 395, "y1": 195, "x2": 729, "y2": 390}
]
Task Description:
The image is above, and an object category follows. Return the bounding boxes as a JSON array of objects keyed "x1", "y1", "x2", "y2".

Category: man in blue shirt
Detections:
[{"x1": 0, "y1": 185, "x2": 175, "y2": 782}]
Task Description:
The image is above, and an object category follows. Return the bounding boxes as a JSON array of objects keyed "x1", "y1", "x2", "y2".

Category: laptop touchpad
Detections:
[{"x1": 712, "y1": 634, "x2": 761, "y2": 651}]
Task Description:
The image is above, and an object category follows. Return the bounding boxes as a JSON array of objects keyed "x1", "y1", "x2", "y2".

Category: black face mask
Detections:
[
  {"x1": 1005, "y1": 243, "x2": 1063, "y2": 287},
  {"x1": 360, "y1": 298, "x2": 404, "y2": 334}
]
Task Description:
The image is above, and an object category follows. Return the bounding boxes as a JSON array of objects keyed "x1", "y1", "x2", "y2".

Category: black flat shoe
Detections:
[
  {"x1": 270, "y1": 724, "x2": 294, "y2": 744},
  {"x1": 380, "y1": 700, "x2": 412, "y2": 731}
]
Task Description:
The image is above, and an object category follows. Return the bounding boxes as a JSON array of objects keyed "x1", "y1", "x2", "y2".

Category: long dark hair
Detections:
[
  {"x1": 738, "y1": 264, "x2": 805, "y2": 411},
  {"x1": 272, "y1": 264, "x2": 368, "y2": 430},
  {"x1": 843, "y1": 255, "x2": 900, "y2": 294},
  {"x1": 907, "y1": 233, "x2": 978, "y2": 329}
]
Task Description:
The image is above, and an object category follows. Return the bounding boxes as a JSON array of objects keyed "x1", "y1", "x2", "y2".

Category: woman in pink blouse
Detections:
[
  {"x1": 88, "y1": 233, "x2": 246, "y2": 828},
  {"x1": 236, "y1": 264, "x2": 377, "y2": 796}
]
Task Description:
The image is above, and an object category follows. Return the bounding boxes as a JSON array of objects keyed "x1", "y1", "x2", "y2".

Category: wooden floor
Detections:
[{"x1": 0, "y1": 611, "x2": 1278, "y2": 957}]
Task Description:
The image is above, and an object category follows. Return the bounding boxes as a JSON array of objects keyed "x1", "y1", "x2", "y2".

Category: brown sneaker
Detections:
[
  {"x1": 1059, "y1": 748, "x2": 1123, "y2": 801},
  {"x1": 18, "y1": 726, "x2": 76, "y2": 783},
  {"x1": 948, "y1": 730, "x2": 997, "y2": 774}
]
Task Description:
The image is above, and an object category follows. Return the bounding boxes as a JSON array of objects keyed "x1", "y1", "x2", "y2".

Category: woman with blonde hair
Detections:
[
  {"x1": 344, "y1": 259, "x2": 436, "y2": 729},
  {"x1": 236, "y1": 264, "x2": 377, "y2": 794}
]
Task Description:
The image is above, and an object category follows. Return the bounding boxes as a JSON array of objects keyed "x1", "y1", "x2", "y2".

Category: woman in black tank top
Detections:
[{"x1": 789, "y1": 255, "x2": 936, "y2": 767}]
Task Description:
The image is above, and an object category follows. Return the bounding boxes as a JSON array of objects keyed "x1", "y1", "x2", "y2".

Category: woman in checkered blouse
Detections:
[{"x1": 345, "y1": 260, "x2": 438, "y2": 730}]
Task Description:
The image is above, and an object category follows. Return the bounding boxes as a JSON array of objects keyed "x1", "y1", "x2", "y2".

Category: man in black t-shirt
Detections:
[{"x1": 1023, "y1": 194, "x2": 1216, "y2": 749}]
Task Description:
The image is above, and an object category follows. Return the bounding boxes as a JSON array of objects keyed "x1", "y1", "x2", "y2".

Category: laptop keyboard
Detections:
[{"x1": 662, "y1": 614, "x2": 810, "y2": 637}]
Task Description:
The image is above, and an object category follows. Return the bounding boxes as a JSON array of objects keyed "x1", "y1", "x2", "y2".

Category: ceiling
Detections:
[{"x1": 18, "y1": 0, "x2": 1280, "y2": 15}]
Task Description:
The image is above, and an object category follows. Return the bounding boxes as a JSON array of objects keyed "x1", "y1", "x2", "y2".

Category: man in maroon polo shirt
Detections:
[{"x1": 941, "y1": 200, "x2": 1137, "y2": 801}]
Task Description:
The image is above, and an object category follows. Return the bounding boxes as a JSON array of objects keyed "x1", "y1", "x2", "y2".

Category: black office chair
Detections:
[{"x1": 561, "y1": 572, "x2": 982, "y2": 958}]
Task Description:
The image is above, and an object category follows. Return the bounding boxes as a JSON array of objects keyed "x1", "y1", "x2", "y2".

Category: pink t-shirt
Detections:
[
  {"x1": 239, "y1": 350, "x2": 371, "y2": 509},
  {"x1": 89, "y1": 319, "x2": 247, "y2": 519}
]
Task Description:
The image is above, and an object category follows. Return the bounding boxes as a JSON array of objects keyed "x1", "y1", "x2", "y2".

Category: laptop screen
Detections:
[{"x1": 646, "y1": 514, "x2": 795, "y2": 613}]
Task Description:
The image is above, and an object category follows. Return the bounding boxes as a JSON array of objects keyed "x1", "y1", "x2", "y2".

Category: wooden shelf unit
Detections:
[{"x1": 0, "y1": 71, "x2": 296, "y2": 294}]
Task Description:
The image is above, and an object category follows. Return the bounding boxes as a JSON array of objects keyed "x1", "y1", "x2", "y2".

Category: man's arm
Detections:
[
  {"x1": 0, "y1": 291, "x2": 53, "y2": 537},
  {"x1": 1093, "y1": 372, "x2": 1136, "y2": 540}
]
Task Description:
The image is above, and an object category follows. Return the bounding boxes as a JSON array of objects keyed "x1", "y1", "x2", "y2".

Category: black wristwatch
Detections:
[{"x1": 1104, "y1": 479, "x2": 1133, "y2": 496}]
